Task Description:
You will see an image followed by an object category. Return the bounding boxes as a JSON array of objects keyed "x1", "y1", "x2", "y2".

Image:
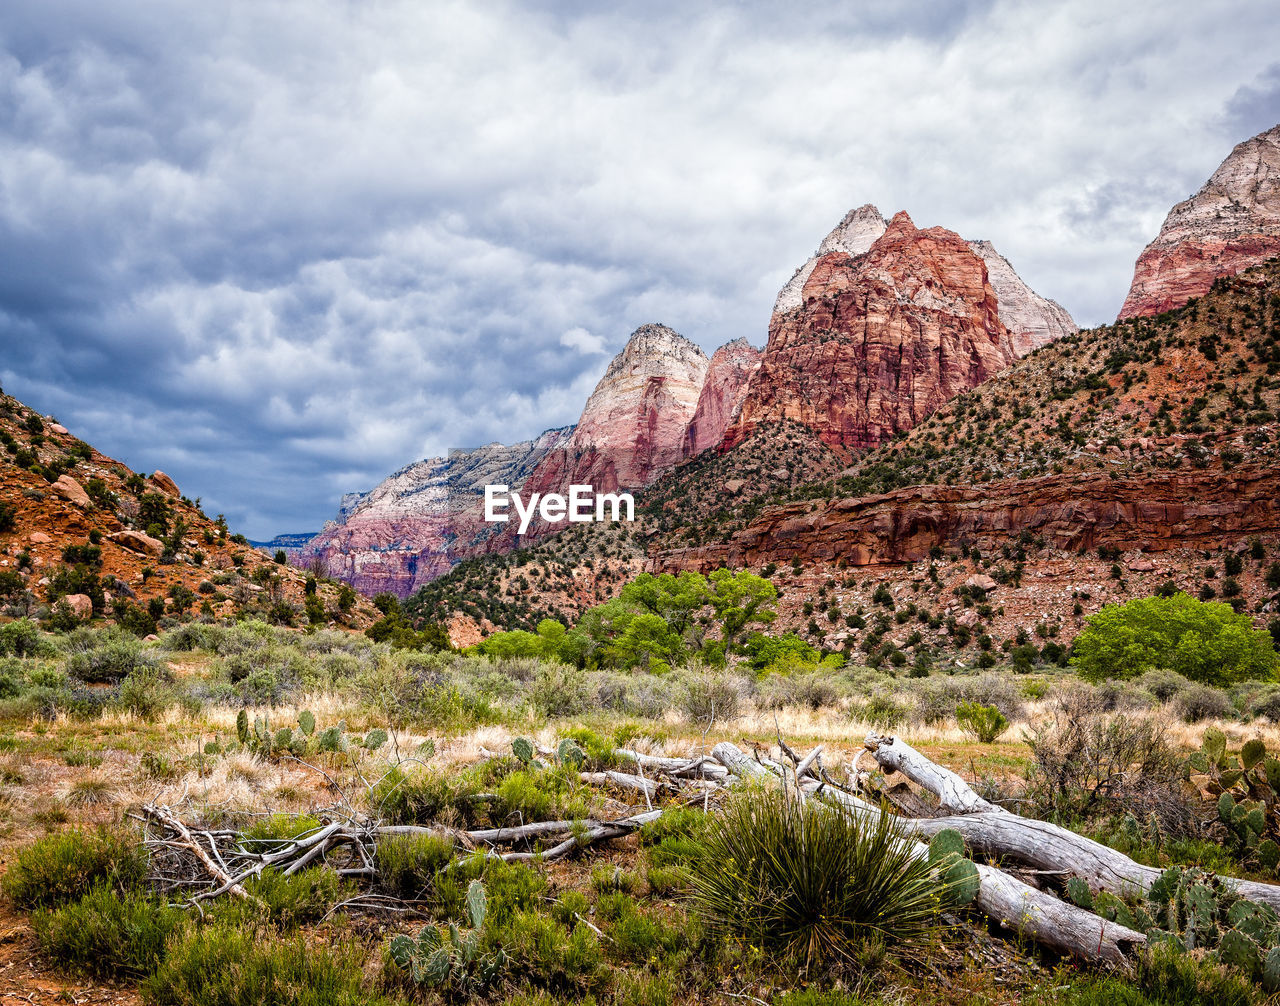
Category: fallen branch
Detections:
[{"x1": 863, "y1": 733, "x2": 1280, "y2": 912}]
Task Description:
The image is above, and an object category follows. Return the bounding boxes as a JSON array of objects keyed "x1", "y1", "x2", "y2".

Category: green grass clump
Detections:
[
  {"x1": 375, "y1": 832, "x2": 456, "y2": 899},
  {"x1": 33, "y1": 882, "x2": 184, "y2": 980},
  {"x1": 688, "y1": 788, "x2": 949, "y2": 970},
  {"x1": 240, "y1": 813, "x2": 324, "y2": 846},
  {"x1": 489, "y1": 909, "x2": 602, "y2": 995},
  {"x1": 241, "y1": 867, "x2": 351, "y2": 927},
  {"x1": 143, "y1": 921, "x2": 394, "y2": 1006},
  {"x1": 2, "y1": 826, "x2": 145, "y2": 910}
]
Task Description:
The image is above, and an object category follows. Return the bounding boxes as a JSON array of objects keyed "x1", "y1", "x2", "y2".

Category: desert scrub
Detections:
[
  {"x1": 688, "y1": 787, "x2": 949, "y2": 970},
  {"x1": 376, "y1": 831, "x2": 456, "y2": 899},
  {"x1": 33, "y1": 882, "x2": 185, "y2": 980},
  {"x1": 143, "y1": 920, "x2": 394, "y2": 1006},
  {"x1": 2, "y1": 826, "x2": 145, "y2": 910}
]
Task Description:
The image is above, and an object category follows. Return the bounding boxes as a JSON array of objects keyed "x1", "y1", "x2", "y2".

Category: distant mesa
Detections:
[{"x1": 1119, "y1": 123, "x2": 1280, "y2": 319}]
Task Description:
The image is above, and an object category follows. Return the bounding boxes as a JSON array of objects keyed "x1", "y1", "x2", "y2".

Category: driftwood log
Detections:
[{"x1": 863, "y1": 733, "x2": 1280, "y2": 912}]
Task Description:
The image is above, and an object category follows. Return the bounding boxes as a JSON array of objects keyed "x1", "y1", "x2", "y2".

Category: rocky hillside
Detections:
[
  {"x1": 722, "y1": 211, "x2": 1072, "y2": 452},
  {"x1": 0, "y1": 388, "x2": 378, "y2": 631},
  {"x1": 1120, "y1": 123, "x2": 1280, "y2": 319}
]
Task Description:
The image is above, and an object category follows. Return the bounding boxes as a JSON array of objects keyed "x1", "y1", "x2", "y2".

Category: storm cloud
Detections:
[{"x1": 1, "y1": 1, "x2": 1277, "y2": 537}]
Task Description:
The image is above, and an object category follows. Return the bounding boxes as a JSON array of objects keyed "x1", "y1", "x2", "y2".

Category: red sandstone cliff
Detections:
[
  {"x1": 723, "y1": 212, "x2": 1019, "y2": 452},
  {"x1": 682, "y1": 338, "x2": 761, "y2": 458},
  {"x1": 650, "y1": 466, "x2": 1280, "y2": 574},
  {"x1": 1119, "y1": 123, "x2": 1280, "y2": 319}
]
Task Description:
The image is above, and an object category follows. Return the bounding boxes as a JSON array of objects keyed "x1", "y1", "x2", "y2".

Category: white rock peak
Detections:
[{"x1": 773, "y1": 204, "x2": 888, "y2": 315}]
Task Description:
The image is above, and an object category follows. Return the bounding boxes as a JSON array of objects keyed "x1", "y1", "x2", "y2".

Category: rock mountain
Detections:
[
  {"x1": 300, "y1": 206, "x2": 1075, "y2": 596},
  {"x1": 722, "y1": 209, "x2": 1075, "y2": 452},
  {"x1": 1119, "y1": 123, "x2": 1280, "y2": 319}
]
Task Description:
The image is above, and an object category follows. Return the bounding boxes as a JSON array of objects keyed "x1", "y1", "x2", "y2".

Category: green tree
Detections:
[
  {"x1": 618, "y1": 571, "x2": 709, "y2": 636},
  {"x1": 708, "y1": 568, "x2": 777, "y2": 650},
  {"x1": 1072, "y1": 592, "x2": 1279, "y2": 686}
]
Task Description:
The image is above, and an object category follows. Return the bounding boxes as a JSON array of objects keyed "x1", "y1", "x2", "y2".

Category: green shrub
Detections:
[
  {"x1": 33, "y1": 882, "x2": 184, "y2": 980},
  {"x1": 2, "y1": 826, "x2": 145, "y2": 910},
  {"x1": 491, "y1": 908, "x2": 602, "y2": 994},
  {"x1": 143, "y1": 921, "x2": 392, "y2": 1006},
  {"x1": 233, "y1": 867, "x2": 350, "y2": 927},
  {"x1": 0, "y1": 618, "x2": 45, "y2": 657},
  {"x1": 688, "y1": 788, "x2": 948, "y2": 969},
  {"x1": 955, "y1": 700, "x2": 1010, "y2": 743},
  {"x1": 1072, "y1": 593, "x2": 1278, "y2": 686},
  {"x1": 65, "y1": 631, "x2": 159, "y2": 683},
  {"x1": 375, "y1": 831, "x2": 456, "y2": 899}
]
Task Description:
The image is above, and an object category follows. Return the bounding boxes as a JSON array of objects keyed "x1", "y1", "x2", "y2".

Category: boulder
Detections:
[
  {"x1": 28, "y1": 532, "x2": 52, "y2": 544},
  {"x1": 150, "y1": 470, "x2": 181, "y2": 498},
  {"x1": 1127, "y1": 558, "x2": 1156, "y2": 573},
  {"x1": 52, "y1": 475, "x2": 91, "y2": 509},
  {"x1": 724, "y1": 479, "x2": 746, "y2": 495},
  {"x1": 109, "y1": 529, "x2": 165, "y2": 557},
  {"x1": 966, "y1": 574, "x2": 999, "y2": 592},
  {"x1": 49, "y1": 423, "x2": 68, "y2": 435},
  {"x1": 63, "y1": 593, "x2": 93, "y2": 619}
]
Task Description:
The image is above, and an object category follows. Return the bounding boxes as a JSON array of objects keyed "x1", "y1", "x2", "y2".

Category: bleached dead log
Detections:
[
  {"x1": 494, "y1": 809, "x2": 664, "y2": 863},
  {"x1": 615, "y1": 750, "x2": 730, "y2": 780},
  {"x1": 144, "y1": 804, "x2": 264, "y2": 906},
  {"x1": 796, "y1": 775, "x2": 1145, "y2": 964},
  {"x1": 864, "y1": 734, "x2": 995, "y2": 813},
  {"x1": 863, "y1": 733, "x2": 1280, "y2": 912},
  {"x1": 580, "y1": 770, "x2": 666, "y2": 799},
  {"x1": 712, "y1": 741, "x2": 782, "y2": 780},
  {"x1": 794, "y1": 745, "x2": 824, "y2": 781}
]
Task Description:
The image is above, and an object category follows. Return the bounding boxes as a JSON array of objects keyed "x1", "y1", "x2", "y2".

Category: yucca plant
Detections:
[{"x1": 688, "y1": 787, "x2": 951, "y2": 971}]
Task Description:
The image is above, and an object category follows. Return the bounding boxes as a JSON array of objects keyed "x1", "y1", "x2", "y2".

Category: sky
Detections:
[{"x1": 1, "y1": 1, "x2": 1278, "y2": 539}]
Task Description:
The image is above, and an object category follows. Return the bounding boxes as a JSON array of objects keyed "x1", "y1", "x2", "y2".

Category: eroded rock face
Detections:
[
  {"x1": 651, "y1": 466, "x2": 1280, "y2": 572},
  {"x1": 967, "y1": 240, "x2": 1077, "y2": 355},
  {"x1": 1119, "y1": 124, "x2": 1280, "y2": 319},
  {"x1": 724, "y1": 212, "x2": 1017, "y2": 452},
  {"x1": 682, "y1": 338, "x2": 761, "y2": 458},
  {"x1": 301, "y1": 427, "x2": 573, "y2": 597},
  {"x1": 52, "y1": 475, "x2": 90, "y2": 509},
  {"x1": 523, "y1": 324, "x2": 710, "y2": 496}
]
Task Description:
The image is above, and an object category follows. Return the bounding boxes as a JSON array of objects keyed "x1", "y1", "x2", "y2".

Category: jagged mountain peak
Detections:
[{"x1": 1119, "y1": 122, "x2": 1280, "y2": 318}]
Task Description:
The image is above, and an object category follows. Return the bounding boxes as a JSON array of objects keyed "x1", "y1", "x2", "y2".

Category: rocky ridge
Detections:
[
  {"x1": 1119, "y1": 123, "x2": 1280, "y2": 319},
  {"x1": 0, "y1": 388, "x2": 378, "y2": 629},
  {"x1": 522, "y1": 324, "x2": 710, "y2": 498}
]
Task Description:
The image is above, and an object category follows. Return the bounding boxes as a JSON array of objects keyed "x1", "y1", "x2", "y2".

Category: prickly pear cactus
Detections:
[
  {"x1": 297, "y1": 710, "x2": 315, "y2": 736},
  {"x1": 927, "y1": 828, "x2": 980, "y2": 905},
  {"x1": 1066, "y1": 877, "x2": 1094, "y2": 910},
  {"x1": 557, "y1": 738, "x2": 586, "y2": 769},
  {"x1": 512, "y1": 737, "x2": 534, "y2": 765},
  {"x1": 236, "y1": 708, "x2": 249, "y2": 745}
]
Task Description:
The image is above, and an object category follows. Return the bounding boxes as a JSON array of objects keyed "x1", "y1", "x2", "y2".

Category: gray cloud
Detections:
[{"x1": 1, "y1": 0, "x2": 1278, "y2": 537}]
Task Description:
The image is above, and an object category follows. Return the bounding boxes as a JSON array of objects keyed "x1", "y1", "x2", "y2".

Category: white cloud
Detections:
[
  {"x1": 560, "y1": 326, "x2": 606, "y2": 355},
  {"x1": 0, "y1": 0, "x2": 1277, "y2": 536}
]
